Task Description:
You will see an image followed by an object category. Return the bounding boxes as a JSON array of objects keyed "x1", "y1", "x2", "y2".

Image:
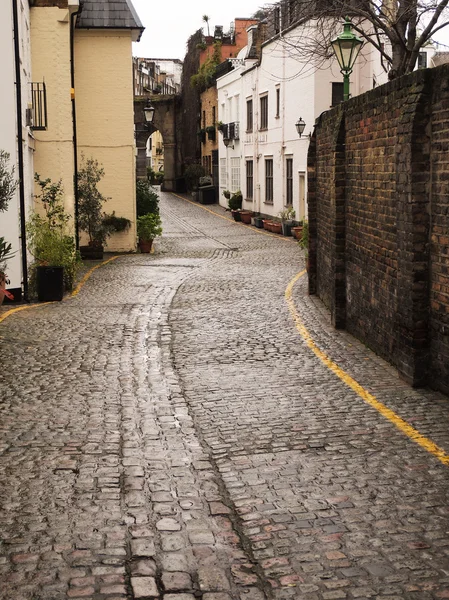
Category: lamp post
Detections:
[
  {"x1": 295, "y1": 117, "x2": 306, "y2": 138},
  {"x1": 143, "y1": 100, "x2": 155, "y2": 124},
  {"x1": 331, "y1": 17, "x2": 364, "y2": 101}
]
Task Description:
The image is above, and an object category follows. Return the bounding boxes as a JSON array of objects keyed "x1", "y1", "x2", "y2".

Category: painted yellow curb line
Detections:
[
  {"x1": 0, "y1": 255, "x2": 120, "y2": 324},
  {"x1": 171, "y1": 193, "x2": 294, "y2": 242},
  {"x1": 70, "y1": 255, "x2": 119, "y2": 298},
  {"x1": 286, "y1": 270, "x2": 449, "y2": 467}
]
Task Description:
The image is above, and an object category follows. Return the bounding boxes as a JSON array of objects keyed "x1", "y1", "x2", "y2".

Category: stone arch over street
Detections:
[{"x1": 134, "y1": 95, "x2": 182, "y2": 192}]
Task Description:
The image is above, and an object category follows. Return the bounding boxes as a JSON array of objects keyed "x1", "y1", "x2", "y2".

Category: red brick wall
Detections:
[{"x1": 309, "y1": 67, "x2": 449, "y2": 393}]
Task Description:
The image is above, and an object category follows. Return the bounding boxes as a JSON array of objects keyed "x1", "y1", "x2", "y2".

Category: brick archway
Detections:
[{"x1": 134, "y1": 95, "x2": 181, "y2": 192}]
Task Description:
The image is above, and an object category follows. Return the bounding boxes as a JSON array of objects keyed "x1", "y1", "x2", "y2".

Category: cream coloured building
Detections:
[{"x1": 31, "y1": 0, "x2": 144, "y2": 253}]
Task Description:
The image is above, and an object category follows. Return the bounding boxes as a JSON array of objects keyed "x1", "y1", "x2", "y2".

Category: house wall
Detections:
[
  {"x1": 309, "y1": 65, "x2": 449, "y2": 393},
  {"x1": 30, "y1": 5, "x2": 75, "y2": 215},
  {"x1": 75, "y1": 29, "x2": 136, "y2": 252},
  {"x1": 217, "y1": 20, "x2": 380, "y2": 221},
  {"x1": 1, "y1": 0, "x2": 34, "y2": 294}
]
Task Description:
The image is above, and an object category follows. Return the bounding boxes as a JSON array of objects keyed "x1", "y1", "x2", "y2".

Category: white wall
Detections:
[
  {"x1": 217, "y1": 18, "x2": 383, "y2": 221},
  {"x1": 0, "y1": 0, "x2": 34, "y2": 294}
]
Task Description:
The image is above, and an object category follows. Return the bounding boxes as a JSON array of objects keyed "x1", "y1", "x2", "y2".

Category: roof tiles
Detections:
[{"x1": 77, "y1": 0, "x2": 144, "y2": 37}]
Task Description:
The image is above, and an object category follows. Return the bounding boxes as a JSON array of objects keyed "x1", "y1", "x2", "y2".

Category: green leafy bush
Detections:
[
  {"x1": 28, "y1": 175, "x2": 80, "y2": 290},
  {"x1": 137, "y1": 213, "x2": 163, "y2": 241},
  {"x1": 228, "y1": 190, "x2": 243, "y2": 211},
  {"x1": 136, "y1": 180, "x2": 159, "y2": 217},
  {"x1": 184, "y1": 164, "x2": 206, "y2": 192}
]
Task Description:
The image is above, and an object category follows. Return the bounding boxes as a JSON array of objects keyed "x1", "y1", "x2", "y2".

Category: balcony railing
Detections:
[
  {"x1": 222, "y1": 122, "x2": 240, "y2": 141},
  {"x1": 30, "y1": 82, "x2": 48, "y2": 131}
]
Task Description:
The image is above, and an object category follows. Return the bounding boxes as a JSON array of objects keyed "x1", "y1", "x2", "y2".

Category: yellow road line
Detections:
[
  {"x1": 0, "y1": 255, "x2": 120, "y2": 324},
  {"x1": 286, "y1": 270, "x2": 449, "y2": 467},
  {"x1": 70, "y1": 255, "x2": 119, "y2": 298},
  {"x1": 170, "y1": 193, "x2": 293, "y2": 241}
]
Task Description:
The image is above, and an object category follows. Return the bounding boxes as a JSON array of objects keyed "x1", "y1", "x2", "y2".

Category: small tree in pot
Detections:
[{"x1": 137, "y1": 213, "x2": 162, "y2": 253}]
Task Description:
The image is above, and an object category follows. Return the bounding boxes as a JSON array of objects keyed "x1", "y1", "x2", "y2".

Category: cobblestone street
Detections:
[{"x1": 1, "y1": 191, "x2": 449, "y2": 600}]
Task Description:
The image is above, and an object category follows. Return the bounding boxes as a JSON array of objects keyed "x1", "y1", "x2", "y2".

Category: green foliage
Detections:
[
  {"x1": 228, "y1": 190, "x2": 243, "y2": 211},
  {"x1": 0, "y1": 237, "x2": 16, "y2": 274},
  {"x1": 190, "y1": 41, "x2": 222, "y2": 90},
  {"x1": 136, "y1": 180, "x2": 160, "y2": 217},
  {"x1": 77, "y1": 156, "x2": 109, "y2": 246},
  {"x1": 298, "y1": 220, "x2": 309, "y2": 252},
  {"x1": 0, "y1": 150, "x2": 17, "y2": 213},
  {"x1": 184, "y1": 164, "x2": 206, "y2": 191},
  {"x1": 27, "y1": 176, "x2": 80, "y2": 291},
  {"x1": 146, "y1": 167, "x2": 164, "y2": 185},
  {"x1": 279, "y1": 206, "x2": 296, "y2": 222},
  {"x1": 102, "y1": 212, "x2": 131, "y2": 233},
  {"x1": 222, "y1": 189, "x2": 231, "y2": 200},
  {"x1": 137, "y1": 213, "x2": 163, "y2": 241}
]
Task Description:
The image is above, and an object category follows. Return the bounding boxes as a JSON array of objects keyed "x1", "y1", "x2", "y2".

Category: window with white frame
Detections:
[
  {"x1": 220, "y1": 158, "x2": 227, "y2": 190},
  {"x1": 265, "y1": 158, "x2": 273, "y2": 203},
  {"x1": 246, "y1": 160, "x2": 253, "y2": 200},
  {"x1": 260, "y1": 94, "x2": 268, "y2": 130},
  {"x1": 231, "y1": 157, "x2": 240, "y2": 192},
  {"x1": 286, "y1": 157, "x2": 293, "y2": 205},
  {"x1": 246, "y1": 98, "x2": 253, "y2": 132}
]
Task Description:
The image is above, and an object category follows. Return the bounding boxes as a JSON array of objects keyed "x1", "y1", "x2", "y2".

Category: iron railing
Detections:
[{"x1": 30, "y1": 82, "x2": 48, "y2": 131}]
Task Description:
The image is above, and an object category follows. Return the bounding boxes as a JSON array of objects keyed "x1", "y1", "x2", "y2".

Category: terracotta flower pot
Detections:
[
  {"x1": 271, "y1": 222, "x2": 282, "y2": 234},
  {"x1": 240, "y1": 211, "x2": 253, "y2": 224},
  {"x1": 291, "y1": 226, "x2": 304, "y2": 240},
  {"x1": 263, "y1": 219, "x2": 272, "y2": 231},
  {"x1": 139, "y1": 239, "x2": 153, "y2": 253}
]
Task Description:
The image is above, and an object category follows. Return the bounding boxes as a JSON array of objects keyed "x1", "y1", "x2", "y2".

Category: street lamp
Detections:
[
  {"x1": 295, "y1": 117, "x2": 306, "y2": 138},
  {"x1": 331, "y1": 17, "x2": 364, "y2": 101},
  {"x1": 143, "y1": 100, "x2": 155, "y2": 124}
]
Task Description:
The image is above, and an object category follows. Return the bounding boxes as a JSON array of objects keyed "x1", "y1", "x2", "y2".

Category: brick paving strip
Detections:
[{"x1": 1, "y1": 191, "x2": 449, "y2": 600}]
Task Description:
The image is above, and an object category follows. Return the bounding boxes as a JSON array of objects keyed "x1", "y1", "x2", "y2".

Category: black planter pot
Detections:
[
  {"x1": 80, "y1": 245, "x2": 104, "y2": 260},
  {"x1": 282, "y1": 221, "x2": 293, "y2": 236},
  {"x1": 37, "y1": 266, "x2": 64, "y2": 302},
  {"x1": 253, "y1": 216, "x2": 264, "y2": 228}
]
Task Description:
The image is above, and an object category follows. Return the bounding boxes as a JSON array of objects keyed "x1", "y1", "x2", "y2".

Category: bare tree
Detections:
[{"x1": 263, "y1": 0, "x2": 449, "y2": 79}]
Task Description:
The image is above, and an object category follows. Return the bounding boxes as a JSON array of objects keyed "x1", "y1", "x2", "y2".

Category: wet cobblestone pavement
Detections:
[{"x1": 1, "y1": 191, "x2": 449, "y2": 600}]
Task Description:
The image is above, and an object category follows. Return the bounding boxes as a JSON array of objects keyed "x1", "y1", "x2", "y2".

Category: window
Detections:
[
  {"x1": 246, "y1": 160, "x2": 253, "y2": 200},
  {"x1": 298, "y1": 172, "x2": 306, "y2": 220},
  {"x1": 265, "y1": 159, "x2": 273, "y2": 203},
  {"x1": 260, "y1": 95, "x2": 268, "y2": 130},
  {"x1": 212, "y1": 106, "x2": 216, "y2": 125},
  {"x1": 246, "y1": 99, "x2": 253, "y2": 132},
  {"x1": 332, "y1": 82, "x2": 344, "y2": 106},
  {"x1": 202, "y1": 110, "x2": 206, "y2": 128},
  {"x1": 418, "y1": 51, "x2": 427, "y2": 69},
  {"x1": 220, "y1": 158, "x2": 227, "y2": 190},
  {"x1": 231, "y1": 157, "x2": 240, "y2": 192},
  {"x1": 276, "y1": 87, "x2": 280, "y2": 118},
  {"x1": 286, "y1": 158, "x2": 293, "y2": 205}
]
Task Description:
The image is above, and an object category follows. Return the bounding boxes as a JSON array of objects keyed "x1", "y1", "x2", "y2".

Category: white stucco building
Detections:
[
  {"x1": 0, "y1": 0, "x2": 35, "y2": 300},
  {"x1": 217, "y1": 18, "x2": 387, "y2": 221}
]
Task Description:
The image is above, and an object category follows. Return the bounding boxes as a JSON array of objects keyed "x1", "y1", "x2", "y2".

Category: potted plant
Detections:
[
  {"x1": 252, "y1": 214, "x2": 264, "y2": 228},
  {"x1": 291, "y1": 220, "x2": 304, "y2": 240},
  {"x1": 222, "y1": 189, "x2": 231, "y2": 201},
  {"x1": 77, "y1": 156, "x2": 129, "y2": 259},
  {"x1": 216, "y1": 121, "x2": 225, "y2": 133},
  {"x1": 0, "y1": 238, "x2": 16, "y2": 305},
  {"x1": 137, "y1": 180, "x2": 160, "y2": 216},
  {"x1": 184, "y1": 163, "x2": 206, "y2": 197},
  {"x1": 240, "y1": 210, "x2": 253, "y2": 225},
  {"x1": 206, "y1": 125, "x2": 216, "y2": 141},
  {"x1": 137, "y1": 213, "x2": 162, "y2": 253},
  {"x1": 0, "y1": 150, "x2": 18, "y2": 303},
  {"x1": 279, "y1": 206, "x2": 296, "y2": 236},
  {"x1": 28, "y1": 175, "x2": 80, "y2": 301}
]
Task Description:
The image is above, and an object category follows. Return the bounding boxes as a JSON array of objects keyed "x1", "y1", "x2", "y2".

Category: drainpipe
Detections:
[
  {"x1": 70, "y1": 0, "x2": 82, "y2": 249},
  {"x1": 12, "y1": 0, "x2": 28, "y2": 302}
]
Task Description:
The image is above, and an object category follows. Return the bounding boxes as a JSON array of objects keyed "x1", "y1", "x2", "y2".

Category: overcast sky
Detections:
[{"x1": 131, "y1": 0, "x2": 263, "y2": 60}]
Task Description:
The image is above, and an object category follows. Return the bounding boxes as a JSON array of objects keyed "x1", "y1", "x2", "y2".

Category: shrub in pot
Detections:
[
  {"x1": 27, "y1": 175, "x2": 80, "y2": 301},
  {"x1": 137, "y1": 179, "x2": 160, "y2": 217},
  {"x1": 228, "y1": 190, "x2": 243, "y2": 211},
  {"x1": 137, "y1": 213, "x2": 162, "y2": 253},
  {"x1": 279, "y1": 206, "x2": 296, "y2": 236}
]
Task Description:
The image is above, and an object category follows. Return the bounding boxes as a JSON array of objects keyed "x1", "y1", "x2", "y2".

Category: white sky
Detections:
[{"x1": 131, "y1": 0, "x2": 264, "y2": 60}]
